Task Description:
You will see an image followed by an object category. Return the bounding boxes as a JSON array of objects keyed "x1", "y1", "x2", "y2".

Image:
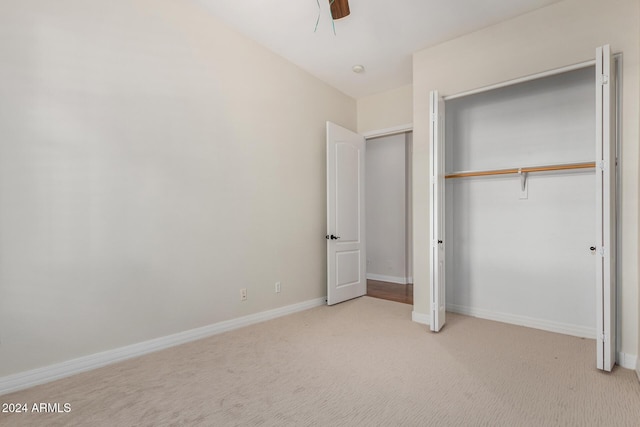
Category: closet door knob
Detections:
[
  {"x1": 589, "y1": 246, "x2": 596, "y2": 251},
  {"x1": 438, "y1": 240, "x2": 443, "y2": 244}
]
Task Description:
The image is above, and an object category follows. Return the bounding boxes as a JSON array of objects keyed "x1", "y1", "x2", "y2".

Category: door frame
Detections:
[
  {"x1": 430, "y1": 48, "x2": 620, "y2": 370},
  {"x1": 363, "y1": 124, "x2": 414, "y2": 287},
  {"x1": 327, "y1": 123, "x2": 413, "y2": 306},
  {"x1": 361, "y1": 123, "x2": 413, "y2": 139}
]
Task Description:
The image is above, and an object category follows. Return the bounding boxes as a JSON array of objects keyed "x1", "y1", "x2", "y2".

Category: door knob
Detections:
[
  {"x1": 590, "y1": 246, "x2": 596, "y2": 251},
  {"x1": 325, "y1": 234, "x2": 341, "y2": 240}
]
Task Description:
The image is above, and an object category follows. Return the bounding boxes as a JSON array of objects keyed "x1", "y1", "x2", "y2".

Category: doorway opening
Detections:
[{"x1": 365, "y1": 131, "x2": 413, "y2": 305}]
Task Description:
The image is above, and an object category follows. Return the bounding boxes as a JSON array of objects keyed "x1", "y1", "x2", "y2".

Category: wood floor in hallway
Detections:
[{"x1": 366, "y1": 279, "x2": 413, "y2": 305}]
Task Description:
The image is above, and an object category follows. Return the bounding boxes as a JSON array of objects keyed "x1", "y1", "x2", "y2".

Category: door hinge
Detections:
[
  {"x1": 431, "y1": 113, "x2": 437, "y2": 123},
  {"x1": 598, "y1": 247, "x2": 606, "y2": 257},
  {"x1": 599, "y1": 332, "x2": 607, "y2": 343},
  {"x1": 431, "y1": 303, "x2": 437, "y2": 311},
  {"x1": 598, "y1": 160, "x2": 606, "y2": 171},
  {"x1": 600, "y1": 74, "x2": 609, "y2": 85}
]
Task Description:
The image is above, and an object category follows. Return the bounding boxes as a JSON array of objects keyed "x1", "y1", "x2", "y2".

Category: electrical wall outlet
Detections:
[
  {"x1": 240, "y1": 288, "x2": 247, "y2": 301},
  {"x1": 275, "y1": 282, "x2": 281, "y2": 293}
]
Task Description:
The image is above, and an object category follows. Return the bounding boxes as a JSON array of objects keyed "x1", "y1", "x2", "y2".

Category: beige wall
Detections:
[
  {"x1": 0, "y1": 0, "x2": 356, "y2": 376},
  {"x1": 413, "y1": 0, "x2": 639, "y2": 362},
  {"x1": 357, "y1": 84, "x2": 413, "y2": 134}
]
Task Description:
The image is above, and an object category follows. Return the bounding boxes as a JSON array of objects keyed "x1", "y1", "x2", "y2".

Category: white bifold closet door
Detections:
[
  {"x1": 429, "y1": 91, "x2": 446, "y2": 332},
  {"x1": 429, "y1": 45, "x2": 616, "y2": 371},
  {"x1": 595, "y1": 45, "x2": 616, "y2": 372}
]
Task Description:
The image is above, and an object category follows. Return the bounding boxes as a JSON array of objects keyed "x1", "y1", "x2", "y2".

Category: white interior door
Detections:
[
  {"x1": 326, "y1": 122, "x2": 366, "y2": 305},
  {"x1": 595, "y1": 45, "x2": 616, "y2": 371},
  {"x1": 429, "y1": 91, "x2": 446, "y2": 331}
]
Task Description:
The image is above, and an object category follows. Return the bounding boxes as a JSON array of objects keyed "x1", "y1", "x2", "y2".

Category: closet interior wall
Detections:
[{"x1": 444, "y1": 66, "x2": 597, "y2": 336}]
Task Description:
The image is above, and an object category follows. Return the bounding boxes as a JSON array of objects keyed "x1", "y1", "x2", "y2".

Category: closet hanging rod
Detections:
[{"x1": 445, "y1": 162, "x2": 596, "y2": 179}]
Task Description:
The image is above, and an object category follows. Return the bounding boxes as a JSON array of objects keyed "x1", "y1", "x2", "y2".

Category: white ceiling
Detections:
[{"x1": 197, "y1": 0, "x2": 561, "y2": 99}]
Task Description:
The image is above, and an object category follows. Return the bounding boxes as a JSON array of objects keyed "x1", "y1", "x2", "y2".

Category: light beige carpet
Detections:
[{"x1": 1, "y1": 296, "x2": 639, "y2": 426}]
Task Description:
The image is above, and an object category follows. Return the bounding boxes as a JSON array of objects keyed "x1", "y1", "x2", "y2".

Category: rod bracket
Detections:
[
  {"x1": 518, "y1": 168, "x2": 528, "y2": 199},
  {"x1": 518, "y1": 169, "x2": 527, "y2": 191}
]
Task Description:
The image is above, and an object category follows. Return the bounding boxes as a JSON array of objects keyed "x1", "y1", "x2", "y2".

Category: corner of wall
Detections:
[{"x1": 412, "y1": 310, "x2": 429, "y2": 325}]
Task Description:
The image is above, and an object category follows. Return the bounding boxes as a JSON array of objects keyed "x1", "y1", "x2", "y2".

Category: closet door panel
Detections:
[
  {"x1": 430, "y1": 91, "x2": 446, "y2": 332},
  {"x1": 595, "y1": 45, "x2": 616, "y2": 372}
]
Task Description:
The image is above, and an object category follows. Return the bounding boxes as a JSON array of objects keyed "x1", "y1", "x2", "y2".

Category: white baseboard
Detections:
[
  {"x1": 447, "y1": 304, "x2": 596, "y2": 339},
  {"x1": 0, "y1": 297, "x2": 326, "y2": 396},
  {"x1": 412, "y1": 311, "x2": 430, "y2": 325},
  {"x1": 616, "y1": 352, "x2": 638, "y2": 371},
  {"x1": 419, "y1": 305, "x2": 637, "y2": 371},
  {"x1": 367, "y1": 273, "x2": 411, "y2": 285}
]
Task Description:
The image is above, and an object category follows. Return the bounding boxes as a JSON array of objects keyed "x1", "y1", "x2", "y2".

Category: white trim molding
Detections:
[
  {"x1": 447, "y1": 304, "x2": 596, "y2": 339},
  {"x1": 636, "y1": 362, "x2": 640, "y2": 382},
  {"x1": 366, "y1": 273, "x2": 411, "y2": 285},
  {"x1": 362, "y1": 123, "x2": 413, "y2": 139},
  {"x1": 0, "y1": 297, "x2": 326, "y2": 396},
  {"x1": 412, "y1": 311, "x2": 430, "y2": 325},
  {"x1": 443, "y1": 60, "x2": 596, "y2": 101}
]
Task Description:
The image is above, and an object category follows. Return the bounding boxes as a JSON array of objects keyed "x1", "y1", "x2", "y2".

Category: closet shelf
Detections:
[{"x1": 445, "y1": 161, "x2": 596, "y2": 179}]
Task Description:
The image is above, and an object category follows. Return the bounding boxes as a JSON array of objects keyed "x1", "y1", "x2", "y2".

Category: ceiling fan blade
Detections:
[{"x1": 330, "y1": 0, "x2": 350, "y2": 20}]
